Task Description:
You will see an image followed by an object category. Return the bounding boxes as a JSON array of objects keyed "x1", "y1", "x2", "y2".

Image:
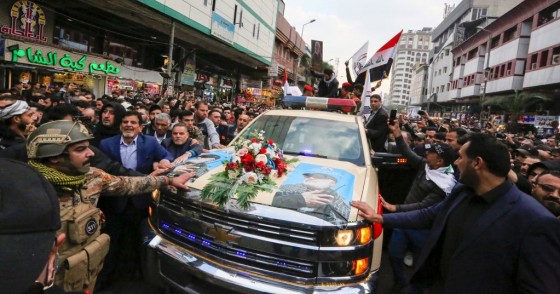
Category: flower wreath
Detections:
[{"x1": 201, "y1": 130, "x2": 297, "y2": 209}]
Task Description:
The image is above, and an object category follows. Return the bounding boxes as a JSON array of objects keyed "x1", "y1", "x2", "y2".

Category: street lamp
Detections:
[
  {"x1": 297, "y1": 19, "x2": 316, "y2": 83},
  {"x1": 301, "y1": 19, "x2": 316, "y2": 40},
  {"x1": 477, "y1": 26, "x2": 492, "y2": 125}
]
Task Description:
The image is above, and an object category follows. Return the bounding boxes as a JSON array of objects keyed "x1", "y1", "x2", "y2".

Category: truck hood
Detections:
[{"x1": 175, "y1": 150, "x2": 367, "y2": 225}]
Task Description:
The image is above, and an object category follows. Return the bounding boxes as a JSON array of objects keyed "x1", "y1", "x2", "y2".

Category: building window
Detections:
[
  {"x1": 540, "y1": 50, "x2": 549, "y2": 67},
  {"x1": 529, "y1": 54, "x2": 538, "y2": 70},
  {"x1": 467, "y1": 48, "x2": 478, "y2": 60},
  {"x1": 553, "y1": 47, "x2": 560, "y2": 65},
  {"x1": 490, "y1": 36, "x2": 500, "y2": 49},
  {"x1": 537, "y1": 2, "x2": 560, "y2": 26},
  {"x1": 503, "y1": 26, "x2": 517, "y2": 43}
]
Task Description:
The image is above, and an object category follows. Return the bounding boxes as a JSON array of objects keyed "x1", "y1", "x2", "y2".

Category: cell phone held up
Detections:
[{"x1": 389, "y1": 109, "x2": 397, "y2": 125}]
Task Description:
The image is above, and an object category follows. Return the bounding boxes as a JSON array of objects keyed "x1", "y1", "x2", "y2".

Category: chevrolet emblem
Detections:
[{"x1": 202, "y1": 223, "x2": 241, "y2": 246}]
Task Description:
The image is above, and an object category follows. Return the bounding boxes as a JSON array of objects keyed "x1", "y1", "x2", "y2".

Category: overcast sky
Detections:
[{"x1": 283, "y1": 0, "x2": 461, "y2": 93}]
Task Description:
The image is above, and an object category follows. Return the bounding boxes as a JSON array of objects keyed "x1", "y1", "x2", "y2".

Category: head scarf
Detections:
[{"x1": 0, "y1": 100, "x2": 29, "y2": 120}]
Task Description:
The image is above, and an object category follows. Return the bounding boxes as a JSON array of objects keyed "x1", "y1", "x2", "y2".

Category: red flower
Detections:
[
  {"x1": 226, "y1": 162, "x2": 239, "y2": 170},
  {"x1": 261, "y1": 165, "x2": 272, "y2": 175},
  {"x1": 267, "y1": 139, "x2": 274, "y2": 145},
  {"x1": 251, "y1": 138, "x2": 258, "y2": 143},
  {"x1": 240, "y1": 153, "x2": 254, "y2": 164},
  {"x1": 244, "y1": 161, "x2": 255, "y2": 172},
  {"x1": 275, "y1": 161, "x2": 287, "y2": 177},
  {"x1": 259, "y1": 148, "x2": 267, "y2": 154},
  {"x1": 255, "y1": 161, "x2": 266, "y2": 169}
]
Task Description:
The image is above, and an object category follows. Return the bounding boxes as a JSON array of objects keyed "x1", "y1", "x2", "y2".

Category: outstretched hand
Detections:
[
  {"x1": 380, "y1": 195, "x2": 397, "y2": 212},
  {"x1": 351, "y1": 201, "x2": 383, "y2": 223},
  {"x1": 171, "y1": 172, "x2": 196, "y2": 190}
]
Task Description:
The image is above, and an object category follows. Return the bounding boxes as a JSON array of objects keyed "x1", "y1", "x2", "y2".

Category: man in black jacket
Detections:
[
  {"x1": 161, "y1": 123, "x2": 203, "y2": 163},
  {"x1": 381, "y1": 121, "x2": 457, "y2": 291},
  {"x1": 364, "y1": 94, "x2": 389, "y2": 152},
  {"x1": 316, "y1": 68, "x2": 339, "y2": 98}
]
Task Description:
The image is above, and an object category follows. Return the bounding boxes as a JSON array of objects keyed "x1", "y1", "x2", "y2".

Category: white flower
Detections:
[
  {"x1": 231, "y1": 155, "x2": 241, "y2": 163},
  {"x1": 249, "y1": 143, "x2": 262, "y2": 151},
  {"x1": 269, "y1": 170, "x2": 279, "y2": 180},
  {"x1": 237, "y1": 148, "x2": 249, "y2": 157},
  {"x1": 255, "y1": 154, "x2": 268, "y2": 164},
  {"x1": 243, "y1": 172, "x2": 259, "y2": 184},
  {"x1": 228, "y1": 169, "x2": 240, "y2": 179},
  {"x1": 267, "y1": 148, "x2": 278, "y2": 158}
]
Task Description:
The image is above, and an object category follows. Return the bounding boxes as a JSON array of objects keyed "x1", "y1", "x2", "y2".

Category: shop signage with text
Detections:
[{"x1": 8, "y1": 45, "x2": 121, "y2": 75}]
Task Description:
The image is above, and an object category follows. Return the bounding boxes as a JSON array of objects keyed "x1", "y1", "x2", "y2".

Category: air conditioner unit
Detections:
[
  {"x1": 552, "y1": 54, "x2": 559, "y2": 65},
  {"x1": 531, "y1": 63, "x2": 537, "y2": 70}
]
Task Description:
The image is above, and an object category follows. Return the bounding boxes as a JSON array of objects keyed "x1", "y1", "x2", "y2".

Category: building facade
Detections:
[
  {"x1": 0, "y1": 0, "x2": 279, "y2": 100},
  {"x1": 427, "y1": 0, "x2": 524, "y2": 113},
  {"x1": 451, "y1": 0, "x2": 560, "y2": 110},
  {"x1": 389, "y1": 28, "x2": 433, "y2": 107}
]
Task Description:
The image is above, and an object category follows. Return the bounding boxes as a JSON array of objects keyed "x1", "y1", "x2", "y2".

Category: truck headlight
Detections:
[
  {"x1": 334, "y1": 230, "x2": 354, "y2": 246},
  {"x1": 356, "y1": 226, "x2": 372, "y2": 245},
  {"x1": 329, "y1": 225, "x2": 372, "y2": 247},
  {"x1": 353, "y1": 257, "x2": 369, "y2": 275}
]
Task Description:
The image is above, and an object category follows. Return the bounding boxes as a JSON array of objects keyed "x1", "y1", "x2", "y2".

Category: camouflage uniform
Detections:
[
  {"x1": 26, "y1": 121, "x2": 169, "y2": 292},
  {"x1": 54, "y1": 168, "x2": 167, "y2": 291},
  {"x1": 272, "y1": 184, "x2": 350, "y2": 226},
  {"x1": 187, "y1": 125, "x2": 205, "y2": 145}
]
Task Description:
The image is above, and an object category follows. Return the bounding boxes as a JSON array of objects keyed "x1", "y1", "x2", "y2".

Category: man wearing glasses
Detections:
[{"x1": 532, "y1": 170, "x2": 560, "y2": 218}]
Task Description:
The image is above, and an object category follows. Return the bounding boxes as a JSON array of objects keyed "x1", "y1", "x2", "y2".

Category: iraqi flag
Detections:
[{"x1": 358, "y1": 30, "x2": 403, "y2": 82}]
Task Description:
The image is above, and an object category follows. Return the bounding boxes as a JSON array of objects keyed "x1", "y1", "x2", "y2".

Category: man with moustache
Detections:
[
  {"x1": 225, "y1": 113, "x2": 251, "y2": 145},
  {"x1": 91, "y1": 101, "x2": 125, "y2": 147},
  {"x1": 98, "y1": 111, "x2": 174, "y2": 288},
  {"x1": 26, "y1": 120, "x2": 194, "y2": 292},
  {"x1": 532, "y1": 170, "x2": 560, "y2": 218},
  {"x1": 272, "y1": 172, "x2": 350, "y2": 225},
  {"x1": 352, "y1": 133, "x2": 560, "y2": 293},
  {"x1": 161, "y1": 122, "x2": 203, "y2": 163},
  {"x1": 0, "y1": 96, "x2": 37, "y2": 149}
]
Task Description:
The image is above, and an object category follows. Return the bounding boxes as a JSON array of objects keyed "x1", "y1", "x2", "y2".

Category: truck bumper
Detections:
[{"x1": 141, "y1": 221, "x2": 378, "y2": 294}]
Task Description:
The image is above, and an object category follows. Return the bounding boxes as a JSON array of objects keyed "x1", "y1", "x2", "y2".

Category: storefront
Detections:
[{"x1": 2, "y1": 39, "x2": 120, "y2": 96}]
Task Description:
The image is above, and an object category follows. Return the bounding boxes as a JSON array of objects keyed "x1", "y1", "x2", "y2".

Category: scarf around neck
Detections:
[
  {"x1": 425, "y1": 164, "x2": 456, "y2": 195},
  {"x1": 29, "y1": 160, "x2": 86, "y2": 191}
]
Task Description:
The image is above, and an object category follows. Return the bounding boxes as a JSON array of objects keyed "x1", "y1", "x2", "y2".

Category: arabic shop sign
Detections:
[
  {"x1": 1, "y1": 1, "x2": 47, "y2": 42},
  {"x1": 7, "y1": 45, "x2": 120, "y2": 75}
]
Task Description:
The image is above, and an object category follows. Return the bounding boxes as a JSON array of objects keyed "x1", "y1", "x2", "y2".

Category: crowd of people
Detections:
[
  {"x1": 0, "y1": 83, "x2": 269, "y2": 293},
  {"x1": 1, "y1": 79, "x2": 560, "y2": 294},
  {"x1": 357, "y1": 92, "x2": 560, "y2": 293}
]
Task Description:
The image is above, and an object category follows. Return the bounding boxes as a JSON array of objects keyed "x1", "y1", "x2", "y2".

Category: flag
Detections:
[
  {"x1": 283, "y1": 69, "x2": 290, "y2": 97},
  {"x1": 349, "y1": 41, "x2": 369, "y2": 77},
  {"x1": 358, "y1": 30, "x2": 403, "y2": 81},
  {"x1": 359, "y1": 70, "x2": 372, "y2": 116}
]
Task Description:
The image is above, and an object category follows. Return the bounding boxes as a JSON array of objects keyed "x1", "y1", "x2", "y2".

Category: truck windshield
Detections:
[{"x1": 236, "y1": 115, "x2": 365, "y2": 166}]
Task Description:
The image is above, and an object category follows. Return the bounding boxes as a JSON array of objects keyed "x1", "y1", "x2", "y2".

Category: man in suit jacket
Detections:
[
  {"x1": 364, "y1": 94, "x2": 389, "y2": 152},
  {"x1": 352, "y1": 133, "x2": 560, "y2": 293},
  {"x1": 97, "y1": 110, "x2": 173, "y2": 289}
]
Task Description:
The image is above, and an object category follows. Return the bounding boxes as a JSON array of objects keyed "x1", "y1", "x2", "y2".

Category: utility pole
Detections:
[{"x1": 165, "y1": 20, "x2": 175, "y2": 98}]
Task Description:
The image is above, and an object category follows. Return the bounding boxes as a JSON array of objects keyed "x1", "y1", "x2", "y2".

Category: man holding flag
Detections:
[{"x1": 345, "y1": 31, "x2": 403, "y2": 114}]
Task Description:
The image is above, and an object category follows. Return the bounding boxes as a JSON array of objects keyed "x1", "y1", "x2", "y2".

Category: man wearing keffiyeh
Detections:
[
  {"x1": 0, "y1": 95, "x2": 37, "y2": 149},
  {"x1": 378, "y1": 118, "x2": 457, "y2": 292}
]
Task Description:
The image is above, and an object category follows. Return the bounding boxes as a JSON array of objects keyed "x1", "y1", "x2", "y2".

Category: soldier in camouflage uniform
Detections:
[
  {"x1": 26, "y1": 120, "x2": 194, "y2": 293},
  {"x1": 272, "y1": 172, "x2": 350, "y2": 226}
]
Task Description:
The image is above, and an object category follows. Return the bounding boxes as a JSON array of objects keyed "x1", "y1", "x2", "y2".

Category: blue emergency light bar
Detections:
[{"x1": 282, "y1": 96, "x2": 356, "y2": 113}]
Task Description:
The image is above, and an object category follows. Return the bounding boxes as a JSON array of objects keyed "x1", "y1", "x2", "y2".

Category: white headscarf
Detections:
[
  {"x1": 0, "y1": 100, "x2": 29, "y2": 121},
  {"x1": 425, "y1": 164, "x2": 457, "y2": 195}
]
